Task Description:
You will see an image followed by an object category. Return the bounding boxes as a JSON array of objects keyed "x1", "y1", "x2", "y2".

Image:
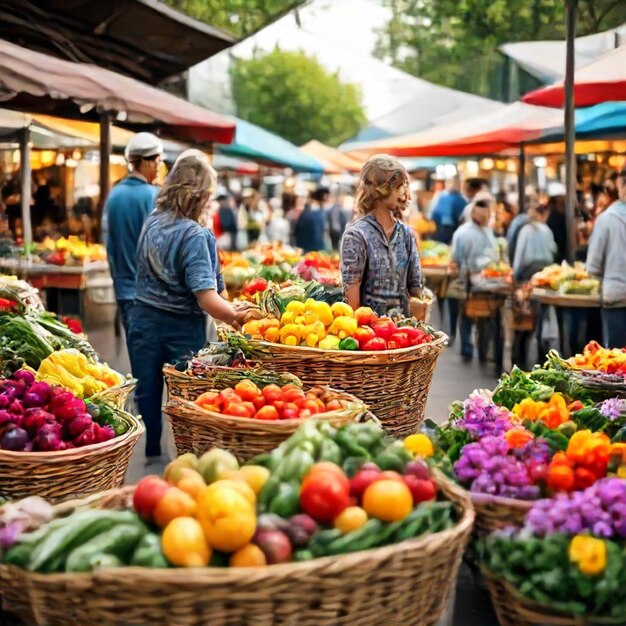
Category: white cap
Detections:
[
  {"x1": 547, "y1": 181, "x2": 566, "y2": 198},
  {"x1": 124, "y1": 132, "x2": 163, "y2": 160}
]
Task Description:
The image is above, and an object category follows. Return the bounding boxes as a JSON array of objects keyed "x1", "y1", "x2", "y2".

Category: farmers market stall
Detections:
[
  {"x1": 0, "y1": 421, "x2": 474, "y2": 626},
  {"x1": 0, "y1": 274, "x2": 141, "y2": 501}
]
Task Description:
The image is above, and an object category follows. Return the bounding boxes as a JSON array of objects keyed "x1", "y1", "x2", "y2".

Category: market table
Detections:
[
  {"x1": 0, "y1": 259, "x2": 111, "y2": 317},
  {"x1": 532, "y1": 288, "x2": 601, "y2": 358}
]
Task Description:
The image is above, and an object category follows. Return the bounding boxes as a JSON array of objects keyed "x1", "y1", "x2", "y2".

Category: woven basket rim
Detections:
[
  {"x1": 481, "y1": 566, "x2": 626, "y2": 624},
  {"x1": 2, "y1": 470, "x2": 474, "y2": 582},
  {"x1": 253, "y1": 331, "x2": 447, "y2": 356},
  {"x1": 165, "y1": 390, "x2": 367, "y2": 430},
  {"x1": 0, "y1": 410, "x2": 144, "y2": 463},
  {"x1": 470, "y1": 492, "x2": 535, "y2": 513}
]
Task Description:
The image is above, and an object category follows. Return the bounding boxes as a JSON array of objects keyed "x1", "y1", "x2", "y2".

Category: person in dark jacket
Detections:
[
  {"x1": 103, "y1": 133, "x2": 163, "y2": 334},
  {"x1": 295, "y1": 187, "x2": 328, "y2": 252}
]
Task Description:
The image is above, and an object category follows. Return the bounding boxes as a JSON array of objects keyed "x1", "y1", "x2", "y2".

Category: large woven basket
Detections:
[
  {"x1": 164, "y1": 390, "x2": 367, "y2": 461},
  {"x1": 163, "y1": 365, "x2": 296, "y2": 403},
  {"x1": 0, "y1": 408, "x2": 143, "y2": 502},
  {"x1": 242, "y1": 332, "x2": 448, "y2": 438},
  {"x1": 471, "y1": 493, "x2": 533, "y2": 536},
  {"x1": 482, "y1": 568, "x2": 625, "y2": 626},
  {"x1": 0, "y1": 471, "x2": 474, "y2": 626},
  {"x1": 91, "y1": 378, "x2": 137, "y2": 410}
]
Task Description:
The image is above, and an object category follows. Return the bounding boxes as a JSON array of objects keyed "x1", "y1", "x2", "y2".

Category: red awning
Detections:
[
  {"x1": 0, "y1": 39, "x2": 235, "y2": 144},
  {"x1": 523, "y1": 45, "x2": 626, "y2": 108}
]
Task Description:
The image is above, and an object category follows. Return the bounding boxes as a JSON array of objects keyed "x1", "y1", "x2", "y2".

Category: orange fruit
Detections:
[
  {"x1": 238, "y1": 465, "x2": 270, "y2": 495},
  {"x1": 197, "y1": 485, "x2": 256, "y2": 553},
  {"x1": 363, "y1": 480, "x2": 413, "y2": 522},
  {"x1": 229, "y1": 544, "x2": 267, "y2": 567},
  {"x1": 161, "y1": 517, "x2": 211, "y2": 567},
  {"x1": 153, "y1": 486, "x2": 197, "y2": 528},
  {"x1": 334, "y1": 506, "x2": 368, "y2": 533}
]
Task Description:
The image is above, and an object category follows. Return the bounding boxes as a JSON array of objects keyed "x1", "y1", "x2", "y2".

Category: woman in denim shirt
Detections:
[
  {"x1": 128, "y1": 150, "x2": 246, "y2": 461},
  {"x1": 340, "y1": 155, "x2": 426, "y2": 319}
]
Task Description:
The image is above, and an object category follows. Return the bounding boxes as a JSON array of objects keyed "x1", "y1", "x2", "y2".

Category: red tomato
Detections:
[
  {"x1": 403, "y1": 476, "x2": 436, "y2": 503},
  {"x1": 223, "y1": 403, "x2": 252, "y2": 418},
  {"x1": 240, "y1": 401, "x2": 256, "y2": 417},
  {"x1": 252, "y1": 396, "x2": 266, "y2": 411},
  {"x1": 219, "y1": 389, "x2": 238, "y2": 405},
  {"x1": 195, "y1": 391, "x2": 222, "y2": 408},
  {"x1": 300, "y1": 473, "x2": 350, "y2": 523},
  {"x1": 262, "y1": 384, "x2": 283, "y2": 404},
  {"x1": 282, "y1": 406, "x2": 300, "y2": 420},
  {"x1": 284, "y1": 388, "x2": 305, "y2": 404},
  {"x1": 255, "y1": 405, "x2": 280, "y2": 421},
  {"x1": 303, "y1": 463, "x2": 349, "y2": 491},
  {"x1": 299, "y1": 399, "x2": 320, "y2": 415},
  {"x1": 235, "y1": 381, "x2": 261, "y2": 402},
  {"x1": 325, "y1": 399, "x2": 342, "y2": 412},
  {"x1": 353, "y1": 326, "x2": 376, "y2": 348}
]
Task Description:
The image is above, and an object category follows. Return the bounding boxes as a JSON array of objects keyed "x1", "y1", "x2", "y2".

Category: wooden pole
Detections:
[
  {"x1": 97, "y1": 111, "x2": 112, "y2": 242},
  {"x1": 19, "y1": 127, "x2": 32, "y2": 261},
  {"x1": 564, "y1": 0, "x2": 577, "y2": 264},
  {"x1": 517, "y1": 143, "x2": 526, "y2": 214}
]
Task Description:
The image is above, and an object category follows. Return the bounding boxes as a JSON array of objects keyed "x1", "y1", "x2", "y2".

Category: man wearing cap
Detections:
[{"x1": 103, "y1": 132, "x2": 163, "y2": 334}]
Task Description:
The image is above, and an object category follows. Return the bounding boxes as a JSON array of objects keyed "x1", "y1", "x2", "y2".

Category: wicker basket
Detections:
[
  {"x1": 164, "y1": 390, "x2": 367, "y2": 461},
  {"x1": 163, "y1": 365, "x2": 296, "y2": 403},
  {"x1": 242, "y1": 333, "x2": 448, "y2": 438},
  {"x1": 482, "y1": 568, "x2": 625, "y2": 626},
  {"x1": 470, "y1": 493, "x2": 533, "y2": 537},
  {"x1": 0, "y1": 471, "x2": 474, "y2": 626},
  {"x1": 0, "y1": 408, "x2": 143, "y2": 502},
  {"x1": 91, "y1": 378, "x2": 137, "y2": 410}
]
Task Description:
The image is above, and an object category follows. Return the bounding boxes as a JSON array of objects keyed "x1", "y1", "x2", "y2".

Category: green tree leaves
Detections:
[{"x1": 230, "y1": 49, "x2": 366, "y2": 146}]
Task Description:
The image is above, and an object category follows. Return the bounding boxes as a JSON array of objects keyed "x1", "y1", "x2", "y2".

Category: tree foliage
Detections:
[
  {"x1": 375, "y1": 0, "x2": 626, "y2": 97},
  {"x1": 230, "y1": 49, "x2": 366, "y2": 146},
  {"x1": 163, "y1": 0, "x2": 305, "y2": 38}
]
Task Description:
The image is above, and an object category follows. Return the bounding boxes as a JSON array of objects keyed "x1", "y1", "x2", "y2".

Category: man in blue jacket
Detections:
[{"x1": 103, "y1": 133, "x2": 163, "y2": 334}]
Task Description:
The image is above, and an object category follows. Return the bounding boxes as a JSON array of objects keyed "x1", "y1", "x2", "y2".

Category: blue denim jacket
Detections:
[
  {"x1": 135, "y1": 211, "x2": 224, "y2": 316},
  {"x1": 340, "y1": 214, "x2": 423, "y2": 316}
]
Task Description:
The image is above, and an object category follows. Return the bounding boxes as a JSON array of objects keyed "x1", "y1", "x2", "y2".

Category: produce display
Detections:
[
  {"x1": 532, "y1": 261, "x2": 599, "y2": 295},
  {"x1": 418, "y1": 241, "x2": 450, "y2": 268},
  {"x1": 0, "y1": 369, "x2": 129, "y2": 452},
  {"x1": 194, "y1": 381, "x2": 347, "y2": 421},
  {"x1": 480, "y1": 260, "x2": 512, "y2": 280},
  {"x1": 35, "y1": 237, "x2": 106, "y2": 266},
  {"x1": 481, "y1": 479, "x2": 626, "y2": 619},
  {"x1": 0, "y1": 421, "x2": 462, "y2": 572},
  {"x1": 565, "y1": 341, "x2": 626, "y2": 377},
  {"x1": 242, "y1": 301, "x2": 436, "y2": 351},
  {"x1": 425, "y1": 358, "x2": 626, "y2": 503}
]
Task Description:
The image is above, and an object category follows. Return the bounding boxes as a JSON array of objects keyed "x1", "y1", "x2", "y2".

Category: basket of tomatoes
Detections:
[{"x1": 164, "y1": 378, "x2": 368, "y2": 462}]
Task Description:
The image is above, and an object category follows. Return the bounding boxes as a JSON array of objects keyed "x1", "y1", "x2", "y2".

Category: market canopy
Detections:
[
  {"x1": 218, "y1": 119, "x2": 325, "y2": 173},
  {"x1": 0, "y1": 109, "x2": 93, "y2": 149},
  {"x1": 0, "y1": 0, "x2": 236, "y2": 85},
  {"x1": 300, "y1": 140, "x2": 363, "y2": 174},
  {"x1": 523, "y1": 45, "x2": 626, "y2": 108},
  {"x1": 347, "y1": 102, "x2": 563, "y2": 158},
  {"x1": 0, "y1": 39, "x2": 236, "y2": 144}
]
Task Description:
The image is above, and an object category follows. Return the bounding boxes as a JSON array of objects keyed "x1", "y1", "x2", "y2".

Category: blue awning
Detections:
[
  {"x1": 538, "y1": 101, "x2": 626, "y2": 142},
  {"x1": 218, "y1": 118, "x2": 325, "y2": 173}
]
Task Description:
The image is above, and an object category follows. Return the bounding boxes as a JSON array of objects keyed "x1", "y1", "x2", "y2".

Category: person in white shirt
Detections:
[{"x1": 513, "y1": 204, "x2": 557, "y2": 282}]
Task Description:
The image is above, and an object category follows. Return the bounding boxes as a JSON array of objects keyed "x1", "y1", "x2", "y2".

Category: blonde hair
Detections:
[
  {"x1": 156, "y1": 149, "x2": 217, "y2": 222},
  {"x1": 355, "y1": 154, "x2": 409, "y2": 215}
]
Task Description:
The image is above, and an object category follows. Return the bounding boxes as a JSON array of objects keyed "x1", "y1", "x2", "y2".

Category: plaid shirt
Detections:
[{"x1": 340, "y1": 214, "x2": 423, "y2": 316}]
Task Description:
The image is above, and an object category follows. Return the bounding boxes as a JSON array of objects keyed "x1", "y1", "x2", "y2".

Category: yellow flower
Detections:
[{"x1": 568, "y1": 535, "x2": 607, "y2": 576}]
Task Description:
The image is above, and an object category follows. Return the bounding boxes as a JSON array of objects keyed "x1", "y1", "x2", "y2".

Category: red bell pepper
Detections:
[
  {"x1": 354, "y1": 306, "x2": 378, "y2": 327},
  {"x1": 387, "y1": 331, "x2": 410, "y2": 350},
  {"x1": 0, "y1": 298, "x2": 18, "y2": 312},
  {"x1": 354, "y1": 326, "x2": 376, "y2": 348},
  {"x1": 361, "y1": 337, "x2": 387, "y2": 351},
  {"x1": 371, "y1": 319, "x2": 397, "y2": 341}
]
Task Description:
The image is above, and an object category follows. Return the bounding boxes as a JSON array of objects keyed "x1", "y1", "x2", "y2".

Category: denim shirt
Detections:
[
  {"x1": 135, "y1": 211, "x2": 224, "y2": 317},
  {"x1": 340, "y1": 214, "x2": 423, "y2": 316}
]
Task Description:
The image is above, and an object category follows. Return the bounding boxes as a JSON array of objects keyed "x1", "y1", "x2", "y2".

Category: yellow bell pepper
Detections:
[
  {"x1": 303, "y1": 321, "x2": 327, "y2": 347},
  {"x1": 331, "y1": 302, "x2": 354, "y2": 318},
  {"x1": 281, "y1": 311, "x2": 296, "y2": 324},
  {"x1": 313, "y1": 302, "x2": 333, "y2": 326},
  {"x1": 37, "y1": 360, "x2": 86, "y2": 397},
  {"x1": 279, "y1": 323, "x2": 303, "y2": 346},
  {"x1": 285, "y1": 301, "x2": 305, "y2": 315},
  {"x1": 319, "y1": 335, "x2": 341, "y2": 350},
  {"x1": 329, "y1": 316, "x2": 357, "y2": 339}
]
